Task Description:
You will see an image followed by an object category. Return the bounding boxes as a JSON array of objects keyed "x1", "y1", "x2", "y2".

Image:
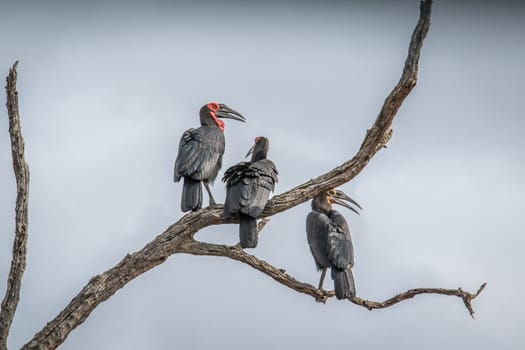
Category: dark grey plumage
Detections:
[
  {"x1": 306, "y1": 189, "x2": 361, "y2": 299},
  {"x1": 174, "y1": 125, "x2": 224, "y2": 211},
  {"x1": 223, "y1": 137, "x2": 278, "y2": 248},
  {"x1": 174, "y1": 102, "x2": 245, "y2": 212}
]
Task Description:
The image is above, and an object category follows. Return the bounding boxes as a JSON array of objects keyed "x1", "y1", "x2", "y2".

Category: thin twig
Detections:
[
  {"x1": 352, "y1": 283, "x2": 487, "y2": 318},
  {"x1": 0, "y1": 61, "x2": 30, "y2": 350}
]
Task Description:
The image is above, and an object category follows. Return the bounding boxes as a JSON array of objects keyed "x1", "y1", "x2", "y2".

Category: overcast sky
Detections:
[{"x1": 1, "y1": 0, "x2": 524, "y2": 349}]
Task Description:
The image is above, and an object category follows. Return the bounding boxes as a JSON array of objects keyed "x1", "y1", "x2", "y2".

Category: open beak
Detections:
[
  {"x1": 245, "y1": 144, "x2": 255, "y2": 158},
  {"x1": 215, "y1": 104, "x2": 246, "y2": 122},
  {"x1": 331, "y1": 189, "x2": 362, "y2": 215}
]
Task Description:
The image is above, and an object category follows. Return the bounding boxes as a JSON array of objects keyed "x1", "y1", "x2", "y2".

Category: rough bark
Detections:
[
  {"x1": 0, "y1": 1, "x2": 484, "y2": 349},
  {"x1": 0, "y1": 62, "x2": 30, "y2": 350}
]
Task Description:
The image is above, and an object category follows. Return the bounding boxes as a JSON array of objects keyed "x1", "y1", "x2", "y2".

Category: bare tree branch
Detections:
[
  {"x1": 184, "y1": 239, "x2": 486, "y2": 317},
  {"x1": 185, "y1": 239, "x2": 328, "y2": 300},
  {"x1": 0, "y1": 61, "x2": 30, "y2": 350},
  {"x1": 259, "y1": 0, "x2": 433, "y2": 216},
  {"x1": 351, "y1": 282, "x2": 487, "y2": 318},
  {"x1": 7, "y1": 1, "x2": 481, "y2": 348}
]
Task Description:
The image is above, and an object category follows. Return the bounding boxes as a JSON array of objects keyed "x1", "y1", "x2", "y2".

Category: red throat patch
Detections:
[{"x1": 210, "y1": 111, "x2": 225, "y2": 132}]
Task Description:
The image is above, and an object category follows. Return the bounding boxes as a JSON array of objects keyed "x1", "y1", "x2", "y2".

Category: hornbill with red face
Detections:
[
  {"x1": 306, "y1": 189, "x2": 362, "y2": 299},
  {"x1": 223, "y1": 136, "x2": 278, "y2": 248},
  {"x1": 174, "y1": 102, "x2": 246, "y2": 212}
]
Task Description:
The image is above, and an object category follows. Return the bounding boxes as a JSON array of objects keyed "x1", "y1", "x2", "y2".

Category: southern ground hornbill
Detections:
[
  {"x1": 174, "y1": 102, "x2": 245, "y2": 212},
  {"x1": 306, "y1": 189, "x2": 362, "y2": 299},
  {"x1": 223, "y1": 136, "x2": 278, "y2": 248}
]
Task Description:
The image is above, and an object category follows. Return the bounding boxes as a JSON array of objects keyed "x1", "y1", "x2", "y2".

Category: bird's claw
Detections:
[{"x1": 315, "y1": 293, "x2": 329, "y2": 304}]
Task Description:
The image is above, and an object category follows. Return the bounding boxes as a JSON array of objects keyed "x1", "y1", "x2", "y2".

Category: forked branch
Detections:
[{"x1": 0, "y1": 1, "x2": 481, "y2": 349}]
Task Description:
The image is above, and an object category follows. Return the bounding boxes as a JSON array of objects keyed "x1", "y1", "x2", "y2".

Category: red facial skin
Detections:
[{"x1": 206, "y1": 102, "x2": 225, "y2": 132}]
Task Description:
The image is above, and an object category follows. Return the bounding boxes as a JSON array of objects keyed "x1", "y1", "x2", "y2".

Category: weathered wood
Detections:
[
  {"x1": 0, "y1": 61, "x2": 30, "y2": 350},
  {"x1": 351, "y1": 283, "x2": 487, "y2": 317}
]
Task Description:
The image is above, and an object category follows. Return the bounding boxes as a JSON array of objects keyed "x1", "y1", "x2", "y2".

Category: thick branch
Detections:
[
  {"x1": 262, "y1": 0, "x2": 433, "y2": 216},
  {"x1": 0, "y1": 61, "x2": 30, "y2": 350},
  {"x1": 21, "y1": 1, "x2": 438, "y2": 349}
]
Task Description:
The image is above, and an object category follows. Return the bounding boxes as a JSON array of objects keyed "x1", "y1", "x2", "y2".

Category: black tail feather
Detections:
[
  {"x1": 181, "y1": 177, "x2": 202, "y2": 212},
  {"x1": 239, "y1": 214, "x2": 257, "y2": 248},
  {"x1": 331, "y1": 267, "x2": 356, "y2": 300}
]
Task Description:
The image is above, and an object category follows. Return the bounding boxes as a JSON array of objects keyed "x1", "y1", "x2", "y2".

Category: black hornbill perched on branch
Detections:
[
  {"x1": 306, "y1": 189, "x2": 362, "y2": 299},
  {"x1": 223, "y1": 136, "x2": 278, "y2": 248},
  {"x1": 174, "y1": 102, "x2": 246, "y2": 212}
]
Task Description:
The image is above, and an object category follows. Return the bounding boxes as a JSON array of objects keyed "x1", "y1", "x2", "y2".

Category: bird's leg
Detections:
[
  {"x1": 318, "y1": 268, "x2": 327, "y2": 290},
  {"x1": 203, "y1": 182, "x2": 217, "y2": 206}
]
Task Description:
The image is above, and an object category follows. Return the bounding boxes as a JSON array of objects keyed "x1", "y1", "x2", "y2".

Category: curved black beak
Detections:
[
  {"x1": 332, "y1": 189, "x2": 362, "y2": 215},
  {"x1": 245, "y1": 144, "x2": 255, "y2": 158},
  {"x1": 216, "y1": 104, "x2": 246, "y2": 122}
]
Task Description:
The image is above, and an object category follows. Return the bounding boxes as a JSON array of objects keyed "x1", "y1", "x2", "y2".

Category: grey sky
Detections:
[{"x1": 1, "y1": 0, "x2": 524, "y2": 349}]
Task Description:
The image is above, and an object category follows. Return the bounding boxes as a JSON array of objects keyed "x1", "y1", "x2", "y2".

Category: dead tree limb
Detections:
[
  {"x1": 0, "y1": 1, "x2": 478, "y2": 349},
  {"x1": 0, "y1": 62, "x2": 30, "y2": 350},
  {"x1": 184, "y1": 239, "x2": 486, "y2": 317},
  {"x1": 351, "y1": 283, "x2": 487, "y2": 317}
]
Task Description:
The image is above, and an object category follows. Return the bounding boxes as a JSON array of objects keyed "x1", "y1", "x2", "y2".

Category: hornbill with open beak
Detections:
[
  {"x1": 223, "y1": 136, "x2": 278, "y2": 248},
  {"x1": 174, "y1": 102, "x2": 246, "y2": 212},
  {"x1": 306, "y1": 189, "x2": 362, "y2": 299}
]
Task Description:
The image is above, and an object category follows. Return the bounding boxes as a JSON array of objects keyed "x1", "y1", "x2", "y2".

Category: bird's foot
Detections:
[{"x1": 315, "y1": 292, "x2": 330, "y2": 304}]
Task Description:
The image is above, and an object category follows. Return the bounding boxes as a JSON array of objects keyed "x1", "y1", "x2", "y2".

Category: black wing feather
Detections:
[
  {"x1": 327, "y1": 210, "x2": 354, "y2": 269},
  {"x1": 174, "y1": 126, "x2": 225, "y2": 182},
  {"x1": 223, "y1": 159, "x2": 278, "y2": 219},
  {"x1": 306, "y1": 211, "x2": 332, "y2": 270}
]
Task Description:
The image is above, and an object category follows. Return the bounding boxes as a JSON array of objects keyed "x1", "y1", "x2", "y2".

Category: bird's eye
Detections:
[
  {"x1": 207, "y1": 102, "x2": 219, "y2": 111},
  {"x1": 329, "y1": 189, "x2": 336, "y2": 196}
]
